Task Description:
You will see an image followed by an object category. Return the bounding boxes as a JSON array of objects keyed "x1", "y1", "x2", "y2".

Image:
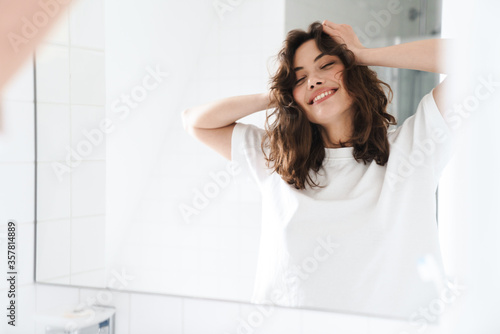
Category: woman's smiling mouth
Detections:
[{"x1": 310, "y1": 89, "x2": 337, "y2": 105}]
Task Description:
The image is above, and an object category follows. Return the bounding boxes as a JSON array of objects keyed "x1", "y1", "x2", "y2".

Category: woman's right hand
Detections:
[{"x1": 321, "y1": 20, "x2": 367, "y2": 65}]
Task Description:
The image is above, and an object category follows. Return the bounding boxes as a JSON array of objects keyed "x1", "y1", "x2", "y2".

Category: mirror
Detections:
[{"x1": 35, "y1": 0, "x2": 443, "y2": 320}]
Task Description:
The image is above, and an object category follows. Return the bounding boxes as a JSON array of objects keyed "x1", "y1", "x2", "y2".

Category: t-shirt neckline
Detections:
[{"x1": 324, "y1": 146, "x2": 354, "y2": 159}]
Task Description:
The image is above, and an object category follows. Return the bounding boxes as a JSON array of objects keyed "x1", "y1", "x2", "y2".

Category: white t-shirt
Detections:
[{"x1": 231, "y1": 88, "x2": 456, "y2": 319}]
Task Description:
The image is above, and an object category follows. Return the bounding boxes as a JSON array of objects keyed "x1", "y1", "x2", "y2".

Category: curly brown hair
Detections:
[{"x1": 261, "y1": 21, "x2": 397, "y2": 190}]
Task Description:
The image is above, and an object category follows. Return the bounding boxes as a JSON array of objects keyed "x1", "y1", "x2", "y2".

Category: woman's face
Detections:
[{"x1": 292, "y1": 39, "x2": 354, "y2": 126}]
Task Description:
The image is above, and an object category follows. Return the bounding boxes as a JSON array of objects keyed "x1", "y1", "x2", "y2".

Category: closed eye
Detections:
[
  {"x1": 295, "y1": 62, "x2": 336, "y2": 85},
  {"x1": 321, "y1": 62, "x2": 335, "y2": 69},
  {"x1": 295, "y1": 77, "x2": 305, "y2": 85}
]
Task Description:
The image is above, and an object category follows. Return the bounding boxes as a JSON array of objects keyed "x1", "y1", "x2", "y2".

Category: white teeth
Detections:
[{"x1": 313, "y1": 90, "x2": 335, "y2": 103}]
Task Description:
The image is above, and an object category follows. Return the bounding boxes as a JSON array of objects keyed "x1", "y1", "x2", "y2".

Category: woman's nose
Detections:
[{"x1": 308, "y1": 77, "x2": 323, "y2": 89}]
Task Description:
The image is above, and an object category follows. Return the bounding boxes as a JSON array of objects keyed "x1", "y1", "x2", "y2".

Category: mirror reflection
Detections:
[{"x1": 36, "y1": 0, "x2": 448, "y2": 320}]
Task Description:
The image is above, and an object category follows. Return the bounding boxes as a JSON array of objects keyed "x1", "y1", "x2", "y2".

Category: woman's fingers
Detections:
[
  {"x1": 321, "y1": 19, "x2": 366, "y2": 61},
  {"x1": 322, "y1": 19, "x2": 340, "y2": 29},
  {"x1": 322, "y1": 20, "x2": 363, "y2": 46},
  {"x1": 322, "y1": 23, "x2": 340, "y2": 34},
  {"x1": 322, "y1": 23, "x2": 345, "y2": 44},
  {"x1": 322, "y1": 21, "x2": 353, "y2": 35}
]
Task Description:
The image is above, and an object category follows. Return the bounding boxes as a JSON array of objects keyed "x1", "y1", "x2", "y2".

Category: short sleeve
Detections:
[
  {"x1": 387, "y1": 88, "x2": 455, "y2": 184},
  {"x1": 231, "y1": 122, "x2": 272, "y2": 185}
]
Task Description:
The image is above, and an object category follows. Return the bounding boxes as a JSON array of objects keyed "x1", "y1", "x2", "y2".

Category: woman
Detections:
[{"x1": 182, "y1": 21, "x2": 455, "y2": 318}]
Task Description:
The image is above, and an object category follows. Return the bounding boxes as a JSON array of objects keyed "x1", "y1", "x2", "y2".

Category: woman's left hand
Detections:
[{"x1": 322, "y1": 20, "x2": 367, "y2": 64}]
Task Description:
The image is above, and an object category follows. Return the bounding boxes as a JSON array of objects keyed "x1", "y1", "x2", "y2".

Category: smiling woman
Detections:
[
  {"x1": 183, "y1": 19, "x2": 456, "y2": 319},
  {"x1": 292, "y1": 51, "x2": 352, "y2": 133},
  {"x1": 264, "y1": 22, "x2": 396, "y2": 190}
]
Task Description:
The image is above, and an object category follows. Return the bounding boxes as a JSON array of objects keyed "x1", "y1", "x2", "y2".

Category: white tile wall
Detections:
[
  {"x1": 44, "y1": 9, "x2": 69, "y2": 45},
  {"x1": 0, "y1": 45, "x2": 37, "y2": 334},
  {"x1": 70, "y1": 216, "x2": 106, "y2": 274},
  {"x1": 246, "y1": 305, "x2": 303, "y2": 334},
  {"x1": 0, "y1": 163, "x2": 35, "y2": 223},
  {"x1": 70, "y1": 268, "x2": 107, "y2": 287},
  {"x1": 36, "y1": 103, "x2": 71, "y2": 162},
  {"x1": 70, "y1": 48, "x2": 105, "y2": 105},
  {"x1": 36, "y1": 0, "x2": 106, "y2": 288},
  {"x1": 0, "y1": 101, "x2": 35, "y2": 162},
  {"x1": 70, "y1": 160, "x2": 106, "y2": 217},
  {"x1": 70, "y1": 105, "x2": 106, "y2": 160},
  {"x1": 36, "y1": 162, "x2": 71, "y2": 221},
  {"x1": 1, "y1": 59, "x2": 34, "y2": 102},
  {"x1": 36, "y1": 220, "x2": 71, "y2": 281},
  {"x1": 129, "y1": 293, "x2": 183, "y2": 334},
  {"x1": 36, "y1": 284, "x2": 80, "y2": 313},
  {"x1": 19, "y1": 282, "x2": 456, "y2": 334},
  {"x1": 17, "y1": 222, "x2": 35, "y2": 285},
  {"x1": 69, "y1": 0, "x2": 105, "y2": 50},
  {"x1": 302, "y1": 308, "x2": 370, "y2": 333},
  {"x1": 184, "y1": 298, "x2": 240, "y2": 334},
  {"x1": 35, "y1": 44, "x2": 70, "y2": 104}
]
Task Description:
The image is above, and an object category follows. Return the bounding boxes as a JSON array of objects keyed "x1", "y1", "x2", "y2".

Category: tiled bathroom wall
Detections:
[
  {"x1": 34, "y1": 283, "x2": 440, "y2": 334},
  {"x1": 35, "y1": 0, "x2": 106, "y2": 286},
  {"x1": 0, "y1": 52, "x2": 37, "y2": 334}
]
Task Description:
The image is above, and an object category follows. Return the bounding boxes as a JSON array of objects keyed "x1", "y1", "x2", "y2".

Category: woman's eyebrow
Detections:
[{"x1": 293, "y1": 53, "x2": 326, "y2": 72}]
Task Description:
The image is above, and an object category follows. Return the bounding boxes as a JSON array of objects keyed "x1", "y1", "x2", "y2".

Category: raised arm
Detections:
[
  {"x1": 322, "y1": 20, "x2": 455, "y2": 118},
  {"x1": 321, "y1": 20, "x2": 453, "y2": 74},
  {"x1": 355, "y1": 39, "x2": 452, "y2": 74},
  {"x1": 182, "y1": 92, "x2": 271, "y2": 160},
  {"x1": 182, "y1": 93, "x2": 271, "y2": 129}
]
